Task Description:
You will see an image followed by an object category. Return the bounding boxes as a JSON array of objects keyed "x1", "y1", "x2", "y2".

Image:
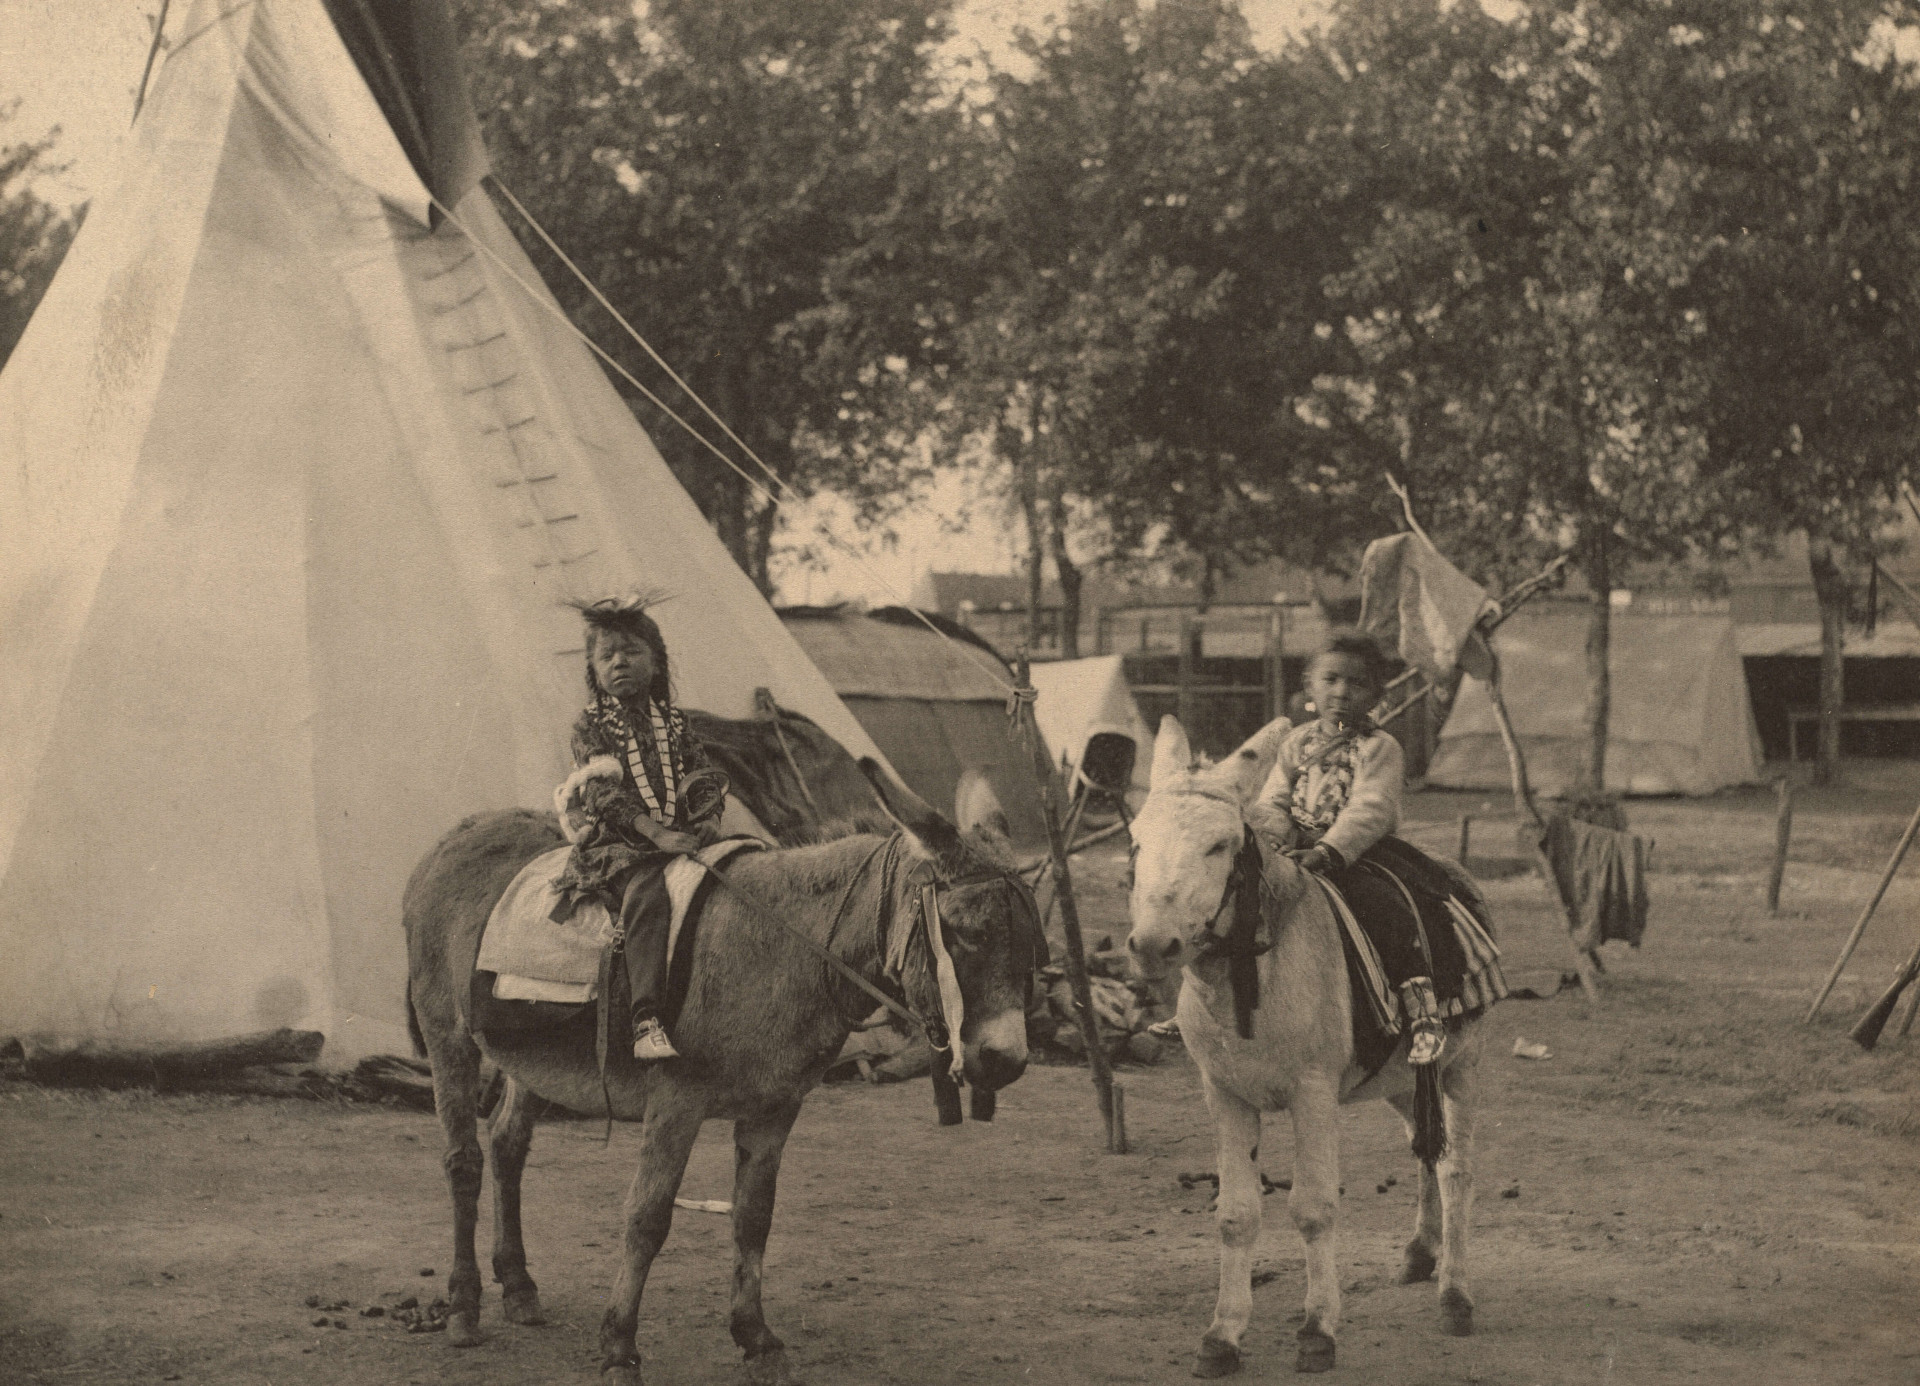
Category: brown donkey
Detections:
[{"x1": 404, "y1": 766, "x2": 1035, "y2": 1385}]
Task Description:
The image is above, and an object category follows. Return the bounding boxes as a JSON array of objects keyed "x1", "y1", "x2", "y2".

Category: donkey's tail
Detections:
[{"x1": 405, "y1": 978, "x2": 427, "y2": 1058}]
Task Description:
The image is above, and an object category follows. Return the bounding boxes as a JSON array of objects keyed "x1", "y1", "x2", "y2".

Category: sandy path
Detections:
[{"x1": 5, "y1": 794, "x2": 1919, "y2": 1385}]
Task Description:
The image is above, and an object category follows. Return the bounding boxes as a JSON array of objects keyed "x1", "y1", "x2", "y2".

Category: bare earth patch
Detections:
[{"x1": 4, "y1": 785, "x2": 1918, "y2": 1385}]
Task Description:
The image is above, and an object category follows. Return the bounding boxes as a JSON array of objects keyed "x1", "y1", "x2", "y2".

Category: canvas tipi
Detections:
[
  {"x1": 777, "y1": 607, "x2": 1054, "y2": 849},
  {"x1": 1028, "y1": 655, "x2": 1153, "y2": 793},
  {"x1": 0, "y1": 0, "x2": 885, "y2": 1062}
]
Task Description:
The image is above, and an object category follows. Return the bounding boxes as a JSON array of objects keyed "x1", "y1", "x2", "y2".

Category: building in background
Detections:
[
  {"x1": 911, "y1": 560, "x2": 1390, "y2": 764},
  {"x1": 1622, "y1": 528, "x2": 1920, "y2": 766}
]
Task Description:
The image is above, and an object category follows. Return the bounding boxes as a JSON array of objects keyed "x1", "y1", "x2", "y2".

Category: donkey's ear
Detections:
[
  {"x1": 954, "y1": 770, "x2": 1012, "y2": 844},
  {"x1": 1215, "y1": 715, "x2": 1289, "y2": 805},
  {"x1": 1149, "y1": 716, "x2": 1192, "y2": 790},
  {"x1": 858, "y1": 757, "x2": 962, "y2": 858}
]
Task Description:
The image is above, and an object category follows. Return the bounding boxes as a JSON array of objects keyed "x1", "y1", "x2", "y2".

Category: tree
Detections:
[
  {"x1": 1681, "y1": 1, "x2": 1920, "y2": 785},
  {"x1": 455, "y1": 0, "x2": 971, "y2": 594},
  {"x1": 1307, "y1": 0, "x2": 1779, "y2": 794},
  {"x1": 0, "y1": 115, "x2": 79, "y2": 373},
  {"x1": 950, "y1": 0, "x2": 1367, "y2": 652}
]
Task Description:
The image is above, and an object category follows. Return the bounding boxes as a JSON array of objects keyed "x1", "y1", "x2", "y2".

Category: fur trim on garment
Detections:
[{"x1": 554, "y1": 755, "x2": 625, "y2": 845}]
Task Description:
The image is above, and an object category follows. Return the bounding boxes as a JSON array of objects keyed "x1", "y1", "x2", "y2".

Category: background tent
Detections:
[
  {"x1": 1028, "y1": 655, "x2": 1153, "y2": 793},
  {"x1": 1427, "y1": 607, "x2": 1764, "y2": 796},
  {"x1": 778, "y1": 607, "x2": 1055, "y2": 847},
  {"x1": 0, "y1": 0, "x2": 885, "y2": 1063}
]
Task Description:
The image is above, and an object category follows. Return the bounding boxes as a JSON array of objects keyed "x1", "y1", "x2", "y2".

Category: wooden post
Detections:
[
  {"x1": 1012, "y1": 650, "x2": 1122, "y2": 1151},
  {"x1": 1267, "y1": 606, "x2": 1287, "y2": 722},
  {"x1": 1456, "y1": 815, "x2": 1472, "y2": 865},
  {"x1": 1805, "y1": 799, "x2": 1920, "y2": 1023},
  {"x1": 1766, "y1": 778, "x2": 1794, "y2": 915},
  {"x1": 1177, "y1": 613, "x2": 1198, "y2": 737}
]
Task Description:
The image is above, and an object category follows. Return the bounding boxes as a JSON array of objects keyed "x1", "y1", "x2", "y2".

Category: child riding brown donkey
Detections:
[
  {"x1": 552, "y1": 596, "x2": 729, "y2": 1062},
  {"x1": 1255, "y1": 629, "x2": 1452, "y2": 1065}
]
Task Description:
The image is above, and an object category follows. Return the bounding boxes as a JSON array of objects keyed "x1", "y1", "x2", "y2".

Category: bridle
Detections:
[
  {"x1": 1129, "y1": 787, "x2": 1270, "y2": 963},
  {"x1": 720, "y1": 831, "x2": 1045, "y2": 1086}
]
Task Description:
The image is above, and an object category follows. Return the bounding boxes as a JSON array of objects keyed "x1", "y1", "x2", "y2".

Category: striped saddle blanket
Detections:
[{"x1": 1315, "y1": 869, "x2": 1509, "y2": 1044}]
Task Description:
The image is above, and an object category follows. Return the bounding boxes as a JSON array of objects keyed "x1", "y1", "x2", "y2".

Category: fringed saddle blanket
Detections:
[
  {"x1": 1232, "y1": 839, "x2": 1508, "y2": 1076},
  {"x1": 477, "y1": 838, "x2": 764, "y2": 1006},
  {"x1": 1327, "y1": 858, "x2": 1507, "y2": 1077}
]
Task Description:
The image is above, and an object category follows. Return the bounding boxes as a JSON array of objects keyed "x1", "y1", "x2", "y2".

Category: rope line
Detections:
[
  {"x1": 432, "y1": 185, "x2": 1018, "y2": 694},
  {"x1": 424, "y1": 193, "x2": 787, "y2": 513},
  {"x1": 490, "y1": 176, "x2": 788, "y2": 500},
  {"x1": 486, "y1": 181, "x2": 1012, "y2": 686}
]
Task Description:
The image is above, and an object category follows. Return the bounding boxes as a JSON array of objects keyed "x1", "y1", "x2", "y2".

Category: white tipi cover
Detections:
[
  {"x1": 0, "y1": 0, "x2": 885, "y2": 1061},
  {"x1": 1028, "y1": 656, "x2": 1153, "y2": 791}
]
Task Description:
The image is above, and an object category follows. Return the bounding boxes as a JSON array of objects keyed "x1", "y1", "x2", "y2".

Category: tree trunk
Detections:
[
  {"x1": 707, "y1": 368, "x2": 754, "y2": 578},
  {"x1": 1808, "y1": 540, "x2": 1849, "y2": 787},
  {"x1": 1016, "y1": 439, "x2": 1045, "y2": 654},
  {"x1": 748, "y1": 496, "x2": 778, "y2": 600},
  {"x1": 1048, "y1": 490, "x2": 1082, "y2": 660},
  {"x1": 711, "y1": 470, "x2": 751, "y2": 576},
  {"x1": 1581, "y1": 525, "x2": 1611, "y2": 796}
]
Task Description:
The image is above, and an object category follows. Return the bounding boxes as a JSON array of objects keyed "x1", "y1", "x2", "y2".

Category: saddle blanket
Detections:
[
  {"x1": 1316, "y1": 878, "x2": 1509, "y2": 1033},
  {"x1": 479, "y1": 839, "x2": 763, "y2": 1004}
]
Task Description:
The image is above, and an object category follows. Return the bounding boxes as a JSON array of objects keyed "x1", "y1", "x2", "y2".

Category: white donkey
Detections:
[{"x1": 1127, "y1": 716, "x2": 1486, "y2": 1376}]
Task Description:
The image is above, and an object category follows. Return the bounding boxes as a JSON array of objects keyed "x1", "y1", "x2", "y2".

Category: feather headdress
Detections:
[{"x1": 568, "y1": 589, "x2": 675, "y2": 638}]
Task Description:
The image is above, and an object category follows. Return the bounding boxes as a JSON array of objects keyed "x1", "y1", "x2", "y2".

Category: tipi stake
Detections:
[{"x1": 1766, "y1": 778, "x2": 1794, "y2": 915}]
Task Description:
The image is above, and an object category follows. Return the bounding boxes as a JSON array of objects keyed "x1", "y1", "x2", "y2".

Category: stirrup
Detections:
[
  {"x1": 1399, "y1": 978, "x2": 1445, "y2": 1066},
  {"x1": 1146, "y1": 1017, "x2": 1182, "y2": 1040},
  {"x1": 632, "y1": 1017, "x2": 680, "y2": 1062}
]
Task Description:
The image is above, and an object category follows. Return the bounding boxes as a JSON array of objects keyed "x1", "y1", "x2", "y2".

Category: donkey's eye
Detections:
[{"x1": 1205, "y1": 839, "x2": 1233, "y2": 857}]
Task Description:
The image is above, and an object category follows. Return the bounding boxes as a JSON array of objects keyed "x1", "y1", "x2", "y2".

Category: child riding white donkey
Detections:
[{"x1": 1128, "y1": 631, "x2": 1506, "y2": 1376}]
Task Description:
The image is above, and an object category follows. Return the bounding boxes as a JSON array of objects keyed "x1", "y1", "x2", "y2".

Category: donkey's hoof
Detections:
[
  {"x1": 1192, "y1": 1335, "x2": 1242, "y2": 1378},
  {"x1": 1398, "y1": 1241, "x2": 1437, "y2": 1284},
  {"x1": 446, "y1": 1312, "x2": 484, "y2": 1348},
  {"x1": 502, "y1": 1288, "x2": 546, "y2": 1325},
  {"x1": 602, "y1": 1366, "x2": 643, "y2": 1386},
  {"x1": 742, "y1": 1346, "x2": 795, "y2": 1386},
  {"x1": 1440, "y1": 1286, "x2": 1475, "y2": 1337},
  {"x1": 1295, "y1": 1328, "x2": 1336, "y2": 1373}
]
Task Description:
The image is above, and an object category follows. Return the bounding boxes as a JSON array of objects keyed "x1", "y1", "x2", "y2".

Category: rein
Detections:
[{"x1": 702, "y1": 832, "x2": 1039, "y2": 1086}]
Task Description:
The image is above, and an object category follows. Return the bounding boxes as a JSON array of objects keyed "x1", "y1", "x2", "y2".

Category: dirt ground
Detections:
[{"x1": 5, "y1": 779, "x2": 1919, "y2": 1386}]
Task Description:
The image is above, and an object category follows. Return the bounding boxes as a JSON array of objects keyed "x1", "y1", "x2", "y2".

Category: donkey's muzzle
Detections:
[
  {"x1": 1127, "y1": 931, "x2": 1184, "y2": 979},
  {"x1": 971, "y1": 1045, "x2": 1028, "y2": 1092},
  {"x1": 966, "y1": 1009, "x2": 1029, "y2": 1091}
]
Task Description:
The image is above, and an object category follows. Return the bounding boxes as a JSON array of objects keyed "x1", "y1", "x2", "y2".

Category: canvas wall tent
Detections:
[
  {"x1": 1028, "y1": 656, "x2": 1153, "y2": 794},
  {"x1": 0, "y1": 0, "x2": 886, "y2": 1063},
  {"x1": 777, "y1": 608, "x2": 1055, "y2": 847},
  {"x1": 1427, "y1": 607, "x2": 1764, "y2": 796}
]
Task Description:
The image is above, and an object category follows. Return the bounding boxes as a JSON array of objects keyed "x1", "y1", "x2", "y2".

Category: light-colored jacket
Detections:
[{"x1": 1255, "y1": 722, "x2": 1404, "y2": 867}]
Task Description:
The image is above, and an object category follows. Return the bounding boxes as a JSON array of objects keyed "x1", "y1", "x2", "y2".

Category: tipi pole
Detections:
[
  {"x1": 1895, "y1": 974, "x2": 1920, "y2": 1040},
  {"x1": 130, "y1": 0, "x2": 171, "y2": 127},
  {"x1": 1011, "y1": 652, "x2": 1124, "y2": 1153},
  {"x1": 1479, "y1": 640, "x2": 1601, "y2": 1003},
  {"x1": 1805, "y1": 799, "x2": 1920, "y2": 1023}
]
